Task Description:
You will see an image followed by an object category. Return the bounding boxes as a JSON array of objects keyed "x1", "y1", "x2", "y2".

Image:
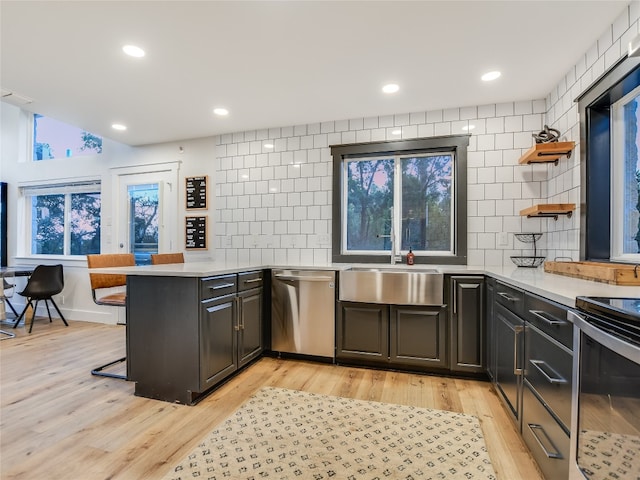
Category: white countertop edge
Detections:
[{"x1": 91, "y1": 262, "x2": 640, "y2": 309}]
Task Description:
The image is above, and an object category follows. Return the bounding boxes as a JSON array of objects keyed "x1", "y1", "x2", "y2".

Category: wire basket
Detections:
[
  {"x1": 510, "y1": 256, "x2": 546, "y2": 268},
  {"x1": 514, "y1": 233, "x2": 542, "y2": 243}
]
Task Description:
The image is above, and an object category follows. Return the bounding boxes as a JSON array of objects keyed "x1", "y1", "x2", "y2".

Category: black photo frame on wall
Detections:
[
  {"x1": 185, "y1": 216, "x2": 207, "y2": 250},
  {"x1": 185, "y1": 175, "x2": 207, "y2": 210}
]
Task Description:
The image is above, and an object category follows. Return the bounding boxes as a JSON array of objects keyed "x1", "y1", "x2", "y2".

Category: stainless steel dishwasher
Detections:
[{"x1": 271, "y1": 269, "x2": 336, "y2": 359}]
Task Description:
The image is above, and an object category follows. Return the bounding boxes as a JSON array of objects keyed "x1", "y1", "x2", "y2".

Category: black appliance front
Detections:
[{"x1": 569, "y1": 298, "x2": 640, "y2": 480}]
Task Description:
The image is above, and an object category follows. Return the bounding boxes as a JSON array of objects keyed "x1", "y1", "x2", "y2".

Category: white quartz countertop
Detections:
[{"x1": 91, "y1": 261, "x2": 640, "y2": 309}]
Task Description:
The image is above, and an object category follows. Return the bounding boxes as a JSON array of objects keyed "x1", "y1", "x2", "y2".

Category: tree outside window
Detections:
[
  {"x1": 33, "y1": 114, "x2": 102, "y2": 161},
  {"x1": 29, "y1": 190, "x2": 101, "y2": 255}
]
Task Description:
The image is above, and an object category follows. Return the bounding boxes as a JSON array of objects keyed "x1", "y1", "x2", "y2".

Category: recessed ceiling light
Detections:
[
  {"x1": 462, "y1": 125, "x2": 476, "y2": 131},
  {"x1": 392, "y1": 129, "x2": 402, "y2": 135},
  {"x1": 481, "y1": 71, "x2": 501, "y2": 82},
  {"x1": 111, "y1": 123, "x2": 127, "y2": 131},
  {"x1": 241, "y1": 174, "x2": 249, "y2": 179},
  {"x1": 382, "y1": 83, "x2": 400, "y2": 94},
  {"x1": 264, "y1": 143, "x2": 274, "y2": 149},
  {"x1": 269, "y1": 187, "x2": 278, "y2": 192},
  {"x1": 122, "y1": 45, "x2": 145, "y2": 58},
  {"x1": 213, "y1": 107, "x2": 229, "y2": 116}
]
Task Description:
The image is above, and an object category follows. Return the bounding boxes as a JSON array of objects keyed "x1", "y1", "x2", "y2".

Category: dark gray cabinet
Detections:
[
  {"x1": 485, "y1": 277, "x2": 496, "y2": 380},
  {"x1": 337, "y1": 302, "x2": 389, "y2": 362},
  {"x1": 449, "y1": 276, "x2": 485, "y2": 373},
  {"x1": 128, "y1": 270, "x2": 264, "y2": 404},
  {"x1": 337, "y1": 301, "x2": 448, "y2": 370},
  {"x1": 238, "y1": 286, "x2": 263, "y2": 367},
  {"x1": 486, "y1": 280, "x2": 573, "y2": 479},
  {"x1": 494, "y1": 301, "x2": 524, "y2": 423},
  {"x1": 200, "y1": 294, "x2": 237, "y2": 389},
  {"x1": 493, "y1": 281, "x2": 525, "y2": 425},
  {"x1": 390, "y1": 305, "x2": 447, "y2": 368}
]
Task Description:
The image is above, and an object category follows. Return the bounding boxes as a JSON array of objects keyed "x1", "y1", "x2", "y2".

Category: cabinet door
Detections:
[
  {"x1": 450, "y1": 276, "x2": 485, "y2": 373},
  {"x1": 337, "y1": 302, "x2": 389, "y2": 363},
  {"x1": 238, "y1": 287, "x2": 263, "y2": 368},
  {"x1": 200, "y1": 296, "x2": 237, "y2": 390},
  {"x1": 486, "y1": 278, "x2": 496, "y2": 380},
  {"x1": 390, "y1": 306, "x2": 448, "y2": 369},
  {"x1": 495, "y1": 302, "x2": 524, "y2": 426}
]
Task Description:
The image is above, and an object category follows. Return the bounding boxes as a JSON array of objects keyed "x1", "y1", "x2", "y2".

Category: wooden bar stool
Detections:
[{"x1": 87, "y1": 253, "x2": 135, "y2": 380}]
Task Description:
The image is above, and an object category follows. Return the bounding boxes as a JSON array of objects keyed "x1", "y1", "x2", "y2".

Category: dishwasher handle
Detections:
[{"x1": 274, "y1": 274, "x2": 334, "y2": 282}]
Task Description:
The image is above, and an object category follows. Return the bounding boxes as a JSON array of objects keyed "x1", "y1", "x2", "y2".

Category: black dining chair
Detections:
[{"x1": 12, "y1": 264, "x2": 68, "y2": 333}]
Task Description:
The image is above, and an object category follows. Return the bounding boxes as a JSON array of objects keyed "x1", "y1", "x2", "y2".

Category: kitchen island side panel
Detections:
[{"x1": 127, "y1": 275, "x2": 201, "y2": 403}]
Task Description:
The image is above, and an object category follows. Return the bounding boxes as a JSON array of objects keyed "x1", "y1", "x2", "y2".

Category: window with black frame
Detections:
[
  {"x1": 578, "y1": 55, "x2": 640, "y2": 263},
  {"x1": 1, "y1": 182, "x2": 7, "y2": 267},
  {"x1": 331, "y1": 135, "x2": 469, "y2": 264}
]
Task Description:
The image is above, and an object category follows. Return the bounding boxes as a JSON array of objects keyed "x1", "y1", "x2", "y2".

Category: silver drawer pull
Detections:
[
  {"x1": 527, "y1": 423, "x2": 563, "y2": 459},
  {"x1": 529, "y1": 359, "x2": 567, "y2": 384},
  {"x1": 243, "y1": 278, "x2": 262, "y2": 284},
  {"x1": 210, "y1": 283, "x2": 235, "y2": 290},
  {"x1": 529, "y1": 309, "x2": 566, "y2": 326},
  {"x1": 206, "y1": 303, "x2": 231, "y2": 313},
  {"x1": 514, "y1": 325, "x2": 524, "y2": 375},
  {"x1": 498, "y1": 291, "x2": 519, "y2": 302}
]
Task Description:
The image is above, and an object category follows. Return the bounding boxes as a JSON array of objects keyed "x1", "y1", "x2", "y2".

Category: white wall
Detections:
[
  {"x1": 1, "y1": 105, "x2": 217, "y2": 323},
  {"x1": 545, "y1": 1, "x2": 640, "y2": 261},
  {"x1": 213, "y1": 1, "x2": 639, "y2": 267},
  {"x1": 1, "y1": 1, "x2": 638, "y2": 323}
]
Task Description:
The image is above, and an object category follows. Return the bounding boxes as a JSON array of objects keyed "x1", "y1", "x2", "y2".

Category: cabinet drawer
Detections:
[
  {"x1": 525, "y1": 324, "x2": 573, "y2": 430},
  {"x1": 201, "y1": 274, "x2": 237, "y2": 300},
  {"x1": 495, "y1": 281, "x2": 524, "y2": 316},
  {"x1": 238, "y1": 270, "x2": 263, "y2": 291},
  {"x1": 522, "y1": 382, "x2": 570, "y2": 480},
  {"x1": 524, "y1": 293, "x2": 572, "y2": 349}
]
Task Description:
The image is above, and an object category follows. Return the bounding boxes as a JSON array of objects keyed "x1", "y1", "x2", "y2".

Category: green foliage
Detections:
[
  {"x1": 34, "y1": 142, "x2": 54, "y2": 160},
  {"x1": 32, "y1": 195, "x2": 64, "y2": 254},
  {"x1": 345, "y1": 155, "x2": 453, "y2": 252},
  {"x1": 81, "y1": 132, "x2": 103, "y2": 154},
  {"x1": 32, "y1": 193, "x2": 101, "y2": 255}
]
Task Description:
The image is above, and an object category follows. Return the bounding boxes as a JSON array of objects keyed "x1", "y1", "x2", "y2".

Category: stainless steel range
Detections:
[{"x1": 568, "y1": 297, "x2": 640, "y2": 480}]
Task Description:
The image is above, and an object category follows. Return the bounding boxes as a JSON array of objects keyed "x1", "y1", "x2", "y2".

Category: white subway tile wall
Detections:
[{"x1": 215, "y1": 2, "x2": 639, "y2": 266}]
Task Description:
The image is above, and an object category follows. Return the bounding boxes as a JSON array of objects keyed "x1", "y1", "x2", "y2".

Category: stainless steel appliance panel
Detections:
[
  {"x1": 569, "y1": 308, "x2": 640, "y2": 480},
  {"x1": 271, "y1": 270, "x2": 335, "y2": 358}
]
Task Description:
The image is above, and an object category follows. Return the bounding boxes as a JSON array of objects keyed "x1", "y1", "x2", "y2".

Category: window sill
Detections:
[{"x1": 13, "y1": 255, "x2": 90, "y2": 267}]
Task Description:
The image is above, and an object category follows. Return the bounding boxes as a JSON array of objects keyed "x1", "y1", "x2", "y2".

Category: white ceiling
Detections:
[{"x1": 0, "y1": 1, "x2": 629, "y2": 147}]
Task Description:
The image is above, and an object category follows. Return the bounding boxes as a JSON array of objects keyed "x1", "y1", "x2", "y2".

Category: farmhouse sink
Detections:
[
  {"x1": 340, "y1": 267, "x2": 443, "y2": 306},
  {"x1": 349, "y1": 266, "x2": 440, "y2": 274}
]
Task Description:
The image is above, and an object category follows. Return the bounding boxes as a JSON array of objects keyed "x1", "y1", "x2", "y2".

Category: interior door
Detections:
[{"x1": 116, "y1": 171, "x2": 175, "y2": 265}]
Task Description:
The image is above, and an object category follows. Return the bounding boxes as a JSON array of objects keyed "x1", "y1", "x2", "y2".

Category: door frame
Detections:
[{"x1": 110, "y1": 162, "x2": 180, "y2": 256}]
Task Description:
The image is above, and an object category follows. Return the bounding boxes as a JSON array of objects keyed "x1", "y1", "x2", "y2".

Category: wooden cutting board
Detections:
[{"x1": 544, "y1": 261, "x2": 640, "y2": 286}]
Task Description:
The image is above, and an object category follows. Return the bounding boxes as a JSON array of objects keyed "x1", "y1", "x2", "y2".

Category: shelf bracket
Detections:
[{"x1": 526, "y1": 211, "x2": 572, "y2": 221}]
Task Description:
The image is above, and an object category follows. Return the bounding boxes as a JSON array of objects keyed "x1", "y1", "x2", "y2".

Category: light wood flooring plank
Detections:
[{"x1": 0, "y1": 319, "x2": 543, "y2": 480}]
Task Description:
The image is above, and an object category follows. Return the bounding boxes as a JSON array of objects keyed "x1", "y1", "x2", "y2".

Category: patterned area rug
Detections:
[{"x1": 163, "y1": 386, "x2": 497, "y2": 480}]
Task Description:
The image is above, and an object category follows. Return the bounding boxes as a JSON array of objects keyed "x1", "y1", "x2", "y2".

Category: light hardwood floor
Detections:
[{"x1": 0, "y1": 319, "x2": 543, "y2": 480}]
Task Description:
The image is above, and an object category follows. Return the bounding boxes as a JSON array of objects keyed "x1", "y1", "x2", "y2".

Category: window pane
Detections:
[
  {"x1": 70, "y1": 193, "x2": 101, "y2": 255},
  {"x1": 129, "y1": 184, "x2": 159, "y2": 265},
  {"x1": 346, "y1": 158, "x2": 394, "y2": 251},
  {"x1": 31, "y1": 194, "x2": 64, "y2": 254},
  {"x1": 622, "y1": 93, "x2": 640, "y2": 255},
  {"x1": 401, "y1": 155, "x2": 452, "y2": 251},
  {"x1": 33, "y1": 114, "x2": 102, "y2": 161}
]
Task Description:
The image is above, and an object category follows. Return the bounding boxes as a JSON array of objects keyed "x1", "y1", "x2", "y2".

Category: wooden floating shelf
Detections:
[
  {"x1": 520, "y1": 203, "x2": 576, "y2": 220},
  {"x1": 518, "y1": 141, "x2": 575, "y2": 165}
]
